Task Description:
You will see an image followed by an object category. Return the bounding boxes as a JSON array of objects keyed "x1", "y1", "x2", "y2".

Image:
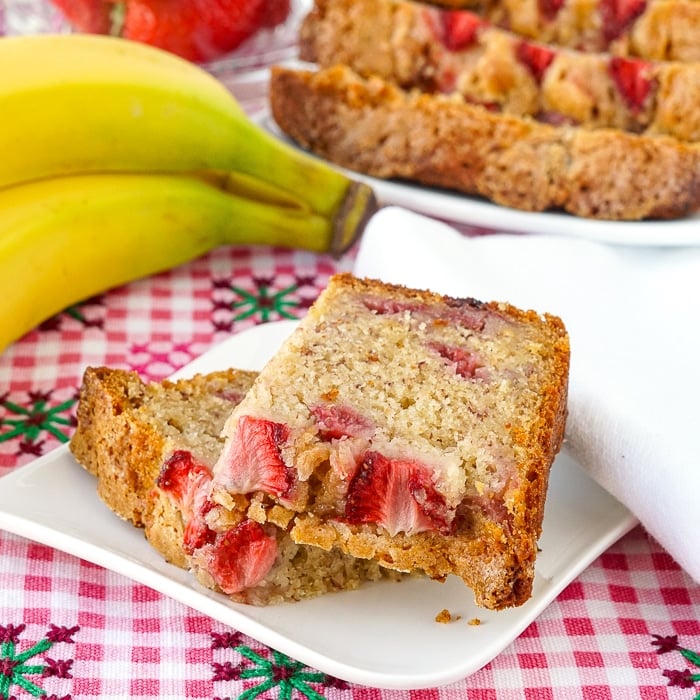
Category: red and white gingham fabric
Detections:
[
  {"x1": 0, "y1": 242, "x2": 699, "y2": 700},
  {"x1": 2, "y1": 5, "x2": 700, "y2": 695}
]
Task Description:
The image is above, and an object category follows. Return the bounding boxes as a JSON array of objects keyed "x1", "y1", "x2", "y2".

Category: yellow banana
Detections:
[
  {"x1": 0, "y1": 172, "x2": 372, "y2": 353},
  {"x1": 0, "y1": 33, "x2": 370, "y2": 221}
]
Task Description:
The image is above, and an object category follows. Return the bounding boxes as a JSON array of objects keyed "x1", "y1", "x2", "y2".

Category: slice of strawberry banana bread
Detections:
[
  {"x1": 300, "y1": 0, "x2": 700, "y2": 141},
  {"x1": 209, "y1": 274, "x2": 570, "y2": 609},
  {"x1": 70, "y1": 366, "x2": 402, "y2": 606}
]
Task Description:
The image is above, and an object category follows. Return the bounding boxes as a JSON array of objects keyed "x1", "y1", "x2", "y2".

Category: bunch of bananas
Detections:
[{"x1": 0, "y1": 33, "x2": 377, "y2": 353}]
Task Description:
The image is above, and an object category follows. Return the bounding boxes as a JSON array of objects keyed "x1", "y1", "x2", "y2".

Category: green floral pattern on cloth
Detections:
[
  {"x1": 0, "y1": 391, "x2": 76, "y2": 457},
  {"x1": 0, "y1": 624, "x2": 76, "y2": 698},
  {"x1": 211, "y1": 274, "x2": 317, "y2": 331},
  {"x1": 210, "y1": 632, "x2": 348, "y2": 700},
  {"x1": 38, "y1": 297, "x2": 105, "y2": 333},
  {"x1": 0, "y1": 624, "x2": 349, "y2": 700}
]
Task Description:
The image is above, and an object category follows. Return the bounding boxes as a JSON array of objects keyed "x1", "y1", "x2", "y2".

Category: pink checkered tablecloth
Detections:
[
  {"x1": 2, "y1": 5, "x2": 700, "y2": 699},
  {"x1": 1, "y1": 240, "x2": 700, "y2": 700}
]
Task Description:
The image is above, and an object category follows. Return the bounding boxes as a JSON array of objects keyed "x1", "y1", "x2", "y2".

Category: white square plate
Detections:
[{"x1": 0, "y1": 320, "x2": 637, "y2": 689}]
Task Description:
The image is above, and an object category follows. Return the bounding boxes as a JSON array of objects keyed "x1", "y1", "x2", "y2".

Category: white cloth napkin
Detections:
[{"x1": 354, "y1": 206, "x2": 700, "y2": 584}]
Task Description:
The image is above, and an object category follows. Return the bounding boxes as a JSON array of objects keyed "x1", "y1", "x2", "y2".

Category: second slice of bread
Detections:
[{"x1": 70, "y1": 366, "x2": 402, "y2": 605}]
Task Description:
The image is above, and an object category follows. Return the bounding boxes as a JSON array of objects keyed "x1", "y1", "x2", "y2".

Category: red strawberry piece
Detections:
[
  {"x1": 363, "y1": 297, "x2": 422, "y2": 315},
  {"x1": 344, "y1": 451, "x2": 454, "y2": 536},
  {"x1": 311, "y1": 404, "x2": 374, "y2": 440},
  {"x1": 48, "y1": 0, "x2": 113, "y2": 32},
  {"x1": 440, "y1": 10, "x2": 483, "y2": 51},
  {"x1": 201, "y1": 520, "x2": 278, "y2": 594},
  {"x1": 599, "y1": 0, "x2": 647, "y2": 44},
  {"x1": 537, "y1": 0, "x2": 565, "y2": 21},
  {"x1": 215, "y1": 389, "x2": 247, "y2": 404},
  {"x1": 516, "y1": 41, "x2": 556, "y2": 84},
  {"x1": 216, "y1": 415, "x2": 294, "y2": 497},
  {"x1": 262, "y1": 0, "x2": 291, "y2": 28},
  {"x1": 157, "y1": 450, "x2": 216, "y2": 553},
  {"x1": 536, "y1": 110, "x2": 579, "y2": 126},
  {"x1": 117, "y1": 0, "x2": 269, "y2": 63},
  {"x1": 158, "y1": 450, "x2": 211, "y2": 513},
  {"x1": 608, "y1": 56, "x2": 654, "y2": 113},
  {"x1": 471, "y1": 98, "x2": 501, "y2": 112},
  {"x1": 363, "y1": 294, "x2": 488, "y2": 331},
  {"x1": 428, "y1": 341, "x2": 486, "y2": 379}
]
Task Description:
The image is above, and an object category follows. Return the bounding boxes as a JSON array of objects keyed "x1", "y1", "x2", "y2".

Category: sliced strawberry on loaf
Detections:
[
  {"x1": 299, "y1": 0, "x2": 700, "y2": 141},
  {"x1": 70, "y1": 366, "x2": 402, "y2": 606},
  {"x1": 209, "y1": 274, "x2": 570, "y2": 609},
  {"x1": 420, "y1": 0, "x2": 700, "y2": 61}
]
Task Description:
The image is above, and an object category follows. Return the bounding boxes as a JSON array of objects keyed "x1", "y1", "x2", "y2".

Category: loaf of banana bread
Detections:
[
  {"x1": 417, "y1": 0, "x2": 700, "y2": 61},
  {"x1": 269, "y1": 63, "x2": 700, "y2": 220},
  {"x1": 481, "y1": 0, "x2": 700, "y2": 62}
]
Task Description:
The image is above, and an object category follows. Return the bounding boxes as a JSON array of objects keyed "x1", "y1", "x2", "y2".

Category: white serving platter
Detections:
[{"x1": 0, "y1": 321, "x2": 637, "y2": 689}]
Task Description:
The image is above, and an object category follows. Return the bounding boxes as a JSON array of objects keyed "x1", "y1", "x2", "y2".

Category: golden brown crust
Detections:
[
  {"x1": 300, "y1": 0, "x2": 700, "y2": 142},
  {"x1": 269, "y1": 64, "x2": 700, "y2": 220}
]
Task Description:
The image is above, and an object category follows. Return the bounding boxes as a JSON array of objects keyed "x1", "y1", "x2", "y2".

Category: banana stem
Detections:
[
  {"x1": 197, "y1": 170, "x2": 377, "y2": 256},
  {"x1": 222, "y1": 117, "x2": 376, "y2": 224}
]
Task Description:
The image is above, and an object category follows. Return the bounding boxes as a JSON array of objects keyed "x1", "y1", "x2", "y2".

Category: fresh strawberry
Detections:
[
  {"x1": 311, "y1": 404, "x2": 374, "y2": 440},
  {"x1": 48, "y1": 0, "x2": 113, "y2": 33},
  {"x1": 537, "y1": 0, "x2": 565, "y2": 21},
  {"x1": 599, "y1": 0, "x2": 647, "y2": 44},
  {"x1": 344, "y1": 451, "x2": 454, "y2": 536},
  {"x1": 440, "y1": 10, "x2": 483, "y2": 51},
  {"x1": 215, "y1": 415, "x2": 293, "y2": 497},
  {"x1": 51, "y1": 0, "x2": 292, "y2": 63},
  {"x1": 428, "y1": 341, "x2": 486, "y2": 379},
  {"x1": 157, "y1": 450, "x2": 215, "y2": 553},
  {"x1": 199, "y1": 520, "x2": 278, "y2": 594},
  {"x1": 608, "y1": 56, "x2": 654, "y2": 113},
  {"x1": 516, "y1": 41, "x2": 556, "y2": 84},
  {"x1": 263, "y1": 0, "x2": 291, "y2": 27},
  {"x1": 117, "y1": 0, "x2": 267, "y2": 62}
]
